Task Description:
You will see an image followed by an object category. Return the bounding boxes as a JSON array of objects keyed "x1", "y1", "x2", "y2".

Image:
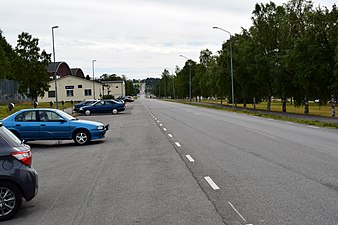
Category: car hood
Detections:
[{"x1": 70, "y1": 119, "x2": 104, "y2": 127}]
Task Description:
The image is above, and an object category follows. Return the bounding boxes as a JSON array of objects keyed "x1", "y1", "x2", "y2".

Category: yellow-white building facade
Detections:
[{"x1": 38, "y1": 75, "x2": 125, "y2": 102}]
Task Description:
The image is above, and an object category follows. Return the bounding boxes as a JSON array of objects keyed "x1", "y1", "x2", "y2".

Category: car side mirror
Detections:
[{"x1": 58, "y1": 118, "x2": 67, "y2": 123}]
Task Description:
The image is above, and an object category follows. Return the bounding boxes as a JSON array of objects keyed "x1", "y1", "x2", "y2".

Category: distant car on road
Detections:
[
  {"x1": 73, "y1": 99, "x2": 97, "y2": 112},
  {"x1": 0, "y1": 122, "x2": 38, "y2": 221},
  {"x1": 0, "y1": 109, "x2": 109, "y2": 145},
  {"x1": 123, "y1": 96, "x2": 134, "y2": 102},
  {"x1": 79, "y1": 99, "x2": 126, "y2": 116}
]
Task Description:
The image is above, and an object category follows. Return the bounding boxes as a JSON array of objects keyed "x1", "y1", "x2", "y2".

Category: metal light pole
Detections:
[
  {"x1": 179, "y1": 55, "x2": 192, "y2": 102},
  {"x1": 92, "y1": 60, "x2": 96, "y2": 99},
  {"x1": 52, "y1": 25, "x2": 59, "y2": 109},
  {"x1": 213, "y1": 26, "x2": 235, "y2": 109}
]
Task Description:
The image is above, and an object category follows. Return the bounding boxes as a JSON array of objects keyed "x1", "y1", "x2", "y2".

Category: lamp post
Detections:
[
  {"x1": 213, "y1": 26, "x2": 235, "y2": 109},
  {"x1": 179, "y1": 55, "x2": 192, "y2": 102},
  {"x1": 52, "y1": 25, "x2": 59, "y2": 109},
  {"x1": 92, "y1": 60, "x2": 96, "y2": 99}
]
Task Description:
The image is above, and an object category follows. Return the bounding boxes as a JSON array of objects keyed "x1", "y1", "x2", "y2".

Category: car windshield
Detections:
[
  {"x1": 55, "y1": 110, "x2": 77, "y2": 120},
  {"x1": 0, "y1": 126, "x2": 22, "y2": 147},
  {"x1": 92, "y1": 101, "x2": 103, "y2": 106}
]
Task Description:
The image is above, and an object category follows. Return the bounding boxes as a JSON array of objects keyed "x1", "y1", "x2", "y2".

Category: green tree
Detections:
[
  {"x1": 0, "y1": 30, "x2": 16, "y2": 79},
  {"x1": 13, "y1": 32, "x2": 51, "y2": 101}
]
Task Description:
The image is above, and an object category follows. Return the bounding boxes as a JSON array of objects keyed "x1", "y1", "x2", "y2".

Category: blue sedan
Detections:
[
  {"x1": 0, "y1": 108, "x2": 109, "y2": 145},
  {"x1": 79, "y1": 100, "x2": 126, "y2": 116}
]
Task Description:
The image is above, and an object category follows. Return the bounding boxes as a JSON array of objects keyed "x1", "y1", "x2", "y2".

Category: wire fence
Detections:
[{"x1": 0, "y1": 79, "x2": 29, "y2": 104}]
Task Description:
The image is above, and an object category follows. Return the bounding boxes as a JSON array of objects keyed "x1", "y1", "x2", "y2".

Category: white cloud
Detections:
[{"x1": 1, "y1": 0, "x2": 336, "y2": 79}]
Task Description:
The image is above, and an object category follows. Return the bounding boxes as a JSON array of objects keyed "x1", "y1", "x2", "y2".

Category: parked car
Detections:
[
  {"x1": 73, "y1": 99, "x2": 97, "y2": 112},
  {"x1": 0, "y1": 122, "x2": 38, "y2": 221},
  {"x1": 0, "y1": 109, "x2": 109, "y2": 145},
  {"x1": 79, "y1": 100, "x2": 126, "y2": 116},
  {"x1": 123, "y1": 96, "x2": 134, "y2": 102}
]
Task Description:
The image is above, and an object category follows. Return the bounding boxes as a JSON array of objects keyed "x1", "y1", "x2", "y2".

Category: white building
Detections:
[{"x1": 38, "y1": 75, "x2": 125, "y2": 102}]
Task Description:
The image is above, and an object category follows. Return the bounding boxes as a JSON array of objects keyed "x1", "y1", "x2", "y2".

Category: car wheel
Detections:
[
  {"x1": 0, "y1": 181, "x2": 22, "y2": 222},
  {"x1": 73, "y1": 130, "x2": 91, "y2": 145},
  {"x1": 112, "y1": 109, "x2": 118, "y2": 115},
  {"x1": 85, "y1": 110, "x2": 91, "y2": 116}
]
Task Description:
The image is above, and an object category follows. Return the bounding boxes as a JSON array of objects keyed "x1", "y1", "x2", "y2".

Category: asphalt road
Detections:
[
  {"x1": 140, "y1": 96, "x2": 338, "y2": 225},
  {"x1": 6, "y1": 99, "x2": 224, "y2": 225},
  {"x1": 6, "y1": 97, "x2": 338, "y2": 225}
]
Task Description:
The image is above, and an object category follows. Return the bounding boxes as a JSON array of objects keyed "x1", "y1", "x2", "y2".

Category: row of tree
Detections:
[
  {"x1": 152, "y1": 0, "x2": 338, "y2": 114},
  {"x1": 0, "y1": 31, "x2": 138, "y2": 101},
  {"x1": 0, "y1": 31, "x2": 51, "y2": 101}
]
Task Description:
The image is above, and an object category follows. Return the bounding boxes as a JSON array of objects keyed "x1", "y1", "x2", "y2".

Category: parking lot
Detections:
[{"x1": 6, "y1": 101, "x2": 223, "y2": 225}]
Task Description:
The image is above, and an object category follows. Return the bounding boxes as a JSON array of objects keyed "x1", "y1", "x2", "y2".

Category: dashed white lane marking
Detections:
[
  {"x1": 204, "y1": 176, "x2": 220, "y2": 190},
  {"x1": 157, "y1": 120, "x2": 160, "y2": 123},
  {"x1": 186, "y1": 155, "x2": 195, "y2": 162},
  {"x1": 246, "y1": 128, "x2": 277, "y2": 139},
  {"x1": 160, "y1": 124, "x2": 163, "y2": 126},
  {"x1": 286, "y1": 122, "x2": 294, "y2": 125},
  {"x1": 163, "y1": 128, "x2": 167, "y2": 131},
  {"x1": 228, "y1": 202, "x2": 247, "y2": 222},
  {"x1": 175, "y1": 142, "x2": 181, "y2": 147},
  {"x1": 168, "y1": 134, "x2": 173, "y2": 138},
  {"x1": 308, "y1": 125, "x2": 319, "y2": 129}
]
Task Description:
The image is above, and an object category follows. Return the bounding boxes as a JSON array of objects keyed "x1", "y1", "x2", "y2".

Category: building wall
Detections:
[
  {"x1": 38, "y1": 76, "x2": 103, "y2": 102},
  {"x1": 103, "y1": 81, "x2": 125, "y2": 97},
  {"x1": 38, "y1": 76, "x2": 126, "y2": 103}
]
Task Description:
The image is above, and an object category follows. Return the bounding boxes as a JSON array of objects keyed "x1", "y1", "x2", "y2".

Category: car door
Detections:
[
  {"x1": 13, "y1": 110, "x2": 40, "y2": 140},
  {"x1": 104, "y1": 101, "x2": 115, "y2": 112},
  {"x1": 38, "y1": 110, "x2": 70, "y2": 139},
  {"x1": 93, "y1": 101, "x2": 111, "y2": 113}
]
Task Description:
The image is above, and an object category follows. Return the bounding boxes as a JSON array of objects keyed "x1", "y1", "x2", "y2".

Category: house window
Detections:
[
  {"x1": 66, "y1": 90, "x2": 74, "y2": 97},
  {"x1": 78, "y1": 85, "x2": 82, "y2": 88},
  {"x1": 84, "y1": 89, "x2": 92, "y2": 96},
  {"x1": 48, "y1": 91, "x2": 56, "y2": 98}
]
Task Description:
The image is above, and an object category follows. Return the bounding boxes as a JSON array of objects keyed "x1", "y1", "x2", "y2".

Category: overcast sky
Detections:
[{"x1": 1, "y1": 0, "x2": 336, "y2": 80}]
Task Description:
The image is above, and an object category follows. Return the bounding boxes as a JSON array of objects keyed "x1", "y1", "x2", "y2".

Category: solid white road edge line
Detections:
[
  {"x1": 228, "y1": 202, "x2": 247, "y2": 222},
  {"x1": 204, "y1": 176, "x2": 220, "y2": 190},
  {"x1": 186, "y1": 155, "x2": 195, "y2": 162}
]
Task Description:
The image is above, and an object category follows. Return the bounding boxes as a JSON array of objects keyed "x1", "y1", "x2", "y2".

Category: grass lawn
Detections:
[
  {"x1": 0, "y1": 102, "x2": 74, "y2": 120},
  {"x1": 200, "y1": 99, "x2": 334, "y2": 117}
]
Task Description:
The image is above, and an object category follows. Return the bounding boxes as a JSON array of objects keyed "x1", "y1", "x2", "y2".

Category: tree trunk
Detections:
[
  {"x1": 331, "y1": 95, "x2": 336, "y2": 117},
  {"x1": 304, "y1": 97, "x2": 309, "y2": 114},
  {"x1": 266, "y1": 95, "x2": 271, "y2": 111},
  {"x1": 282, "y1": 97, "x2": 286, "y2": 113}
]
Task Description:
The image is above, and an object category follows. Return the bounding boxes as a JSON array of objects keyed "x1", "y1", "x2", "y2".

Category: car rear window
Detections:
[{"x1": 0, "y1": 127, "x2": 22, "y2": 147}]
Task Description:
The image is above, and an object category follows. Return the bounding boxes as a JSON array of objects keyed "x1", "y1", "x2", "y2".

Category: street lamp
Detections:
[
  {"x1": 92, "y1": 60, "x2": 96, "y2": 99},
  {"x1": 179, "y1": 55, "x2": 192, "y2": 102},
  {"x1": 213, "y1": 26, "x2": 235, "y2": 109},
  {"x1": 52, "y1": 25, "x2": 59, "y2": 109}
]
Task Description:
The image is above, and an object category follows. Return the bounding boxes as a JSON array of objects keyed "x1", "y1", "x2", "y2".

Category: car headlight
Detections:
[
  {"x1": 97, "y1": 125, "x2": 104, "y2": 130},
  {"x1": 79, "y1": 107, "x2": 83, "y2": 111}
]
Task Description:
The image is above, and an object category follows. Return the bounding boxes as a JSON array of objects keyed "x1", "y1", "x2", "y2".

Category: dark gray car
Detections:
[{"x1": 0, "y1": 122, "x2": 38, "y2": 221}]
